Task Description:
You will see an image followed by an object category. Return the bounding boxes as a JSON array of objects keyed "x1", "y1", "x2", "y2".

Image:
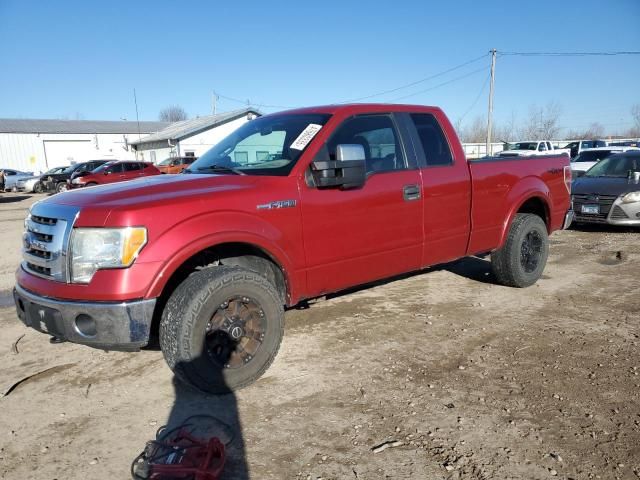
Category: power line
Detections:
[
  {"x1": 458, "y1": 72, "x2": 491, "y2": 124},
  {"x1": 388, "y1": 65, "x2": 489, "y2": 102},
  {"x1": 499, "y1": 51, "x2": 640, "y2": 57},
  {"x1": 337, "y1": 53, "x2": 489, "y2": 103},
  {"x1": 216, "y1": 92, "x2": 294, "y2": 110}
]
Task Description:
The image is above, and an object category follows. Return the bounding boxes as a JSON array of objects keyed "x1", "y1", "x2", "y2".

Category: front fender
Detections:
[{"x1": 140, "y1": 210, "x2": 304, "y2": 304}]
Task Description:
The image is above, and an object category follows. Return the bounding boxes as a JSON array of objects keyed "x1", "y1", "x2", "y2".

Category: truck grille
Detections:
[
  {"x1": 21, "y1": 204, "x2": 80, "y2": 282},
  {"x1": 572, "y1": 194, "x2": 617, "y2": 222}
]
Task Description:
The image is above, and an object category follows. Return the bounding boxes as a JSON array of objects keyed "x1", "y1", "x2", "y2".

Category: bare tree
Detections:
[
  {"x1": 458, "y1": 115, "x2": 487, "y2": 143},
  {"x1": 159, "y1": 105, "x2": 188, "y2": 122},
  {"x1": 519, "y1": 102, "x2": 563, "y2": 140},
  {"x1": 632, "y1": 104, "x2": 640, "y2": 130},
  {"x1": 566, "y1": 122, "x2": 606, "y2": 140}
]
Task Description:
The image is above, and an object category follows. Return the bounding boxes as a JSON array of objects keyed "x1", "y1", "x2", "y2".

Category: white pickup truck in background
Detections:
[{"x1": 498, "y1": 141, "x2": 570, "y2": 158}]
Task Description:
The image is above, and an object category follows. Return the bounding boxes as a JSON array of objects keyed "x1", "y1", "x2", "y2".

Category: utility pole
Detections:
[
  {"x1": 485, "y1": 49, "x2": 497, "y2": 157},
  {"x1": 212, "y1": 91, "x2": 218, "y2": 115},
  {"x1": 133, "y1": 88, "x2": 141, "y2": 142}
]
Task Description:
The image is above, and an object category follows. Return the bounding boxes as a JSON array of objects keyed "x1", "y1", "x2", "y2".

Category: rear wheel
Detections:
[
  {"x1": 491, "y1": 213, "x2": 549, "y2": 288},
  {"x1": 55, "y1": 182, "x2": 68, "y2": 193},
  {"x1": 85, "y1": 182, "x2": 98, "y2": 187},
  {"x1": 160, "y1": 266, "x2": 284, "y2": 393}
]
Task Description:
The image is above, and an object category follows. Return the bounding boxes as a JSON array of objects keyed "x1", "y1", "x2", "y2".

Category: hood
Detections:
[
  {"x1": 43, "y1": 173, "x2": 259, "y2": 210},
  {"x1": 572, "y1": 176, "x2": 640, "y2": 196}
]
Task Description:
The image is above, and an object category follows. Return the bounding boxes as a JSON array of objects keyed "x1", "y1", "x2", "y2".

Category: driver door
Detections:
[{"x1": 299, "y1": 114, "x2": 424, "y2": 296}]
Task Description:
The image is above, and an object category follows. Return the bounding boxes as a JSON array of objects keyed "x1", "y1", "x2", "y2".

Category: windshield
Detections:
[
  {"x1": 92, "y1": 162, "x2": 116, "y2": 173},
  {"x1": 186, "y1": 113, "x2": 331, "y2": 176},
  {"x1": 157, "y1": 158, "x2": 174, "y2": 166},
  {"x1": 585, "y1": 154, "x2": 640, "y2": 177},
  {"x1": 507, "y1": 142, "x2": 538, "y2": 151},
  {"x1": 572, "y1": 150, "x2": 615, "y2": 163}
]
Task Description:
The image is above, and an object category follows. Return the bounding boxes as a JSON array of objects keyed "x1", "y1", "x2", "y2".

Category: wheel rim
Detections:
[
  {"x1": 58, "y1": 184, "x2": 67, "y2": 192},
  {"x1": 520, "y1": 230, "x2": 543, "y2": 273},
  {"x1": 205, "y1": 296, "x2": 266, "y2": 369}
]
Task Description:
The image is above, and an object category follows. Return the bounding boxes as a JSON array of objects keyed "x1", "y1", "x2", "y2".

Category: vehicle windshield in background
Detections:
[
  {"x1": 187, "y1": 113, "x2": 331, "y2": 176},
  {"x1": 157, "y1": 158, "x2": 173, "y2": 166},
  {"x1": 572, "y1": 150, "x2": 614, "y2": 163},
  {"x1": 63, "y1": 165, "x2": 77, "y2": 173},
  {"x1": 584, "y1": 154, "x2": 640, "y2": 177},
  {"x1": 507, "y1": 142, "x2": 538, "y2": 150}
]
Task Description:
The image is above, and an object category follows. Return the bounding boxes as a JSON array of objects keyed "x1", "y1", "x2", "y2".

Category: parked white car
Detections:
[
  {"x1": 571, "y1": 146, "x2": 640, "y2": 175},
  {"x1": 498, "y1": 141, "x2": 570, "y2": 158}
]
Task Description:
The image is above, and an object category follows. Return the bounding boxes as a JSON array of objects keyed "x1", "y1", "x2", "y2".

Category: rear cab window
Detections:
[{"x1": 409, "y1": 113, "x2": 453, "y2": 167}]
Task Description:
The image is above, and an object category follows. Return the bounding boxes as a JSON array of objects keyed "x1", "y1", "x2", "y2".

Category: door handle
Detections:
[{"x1": 403, "y1": 184, "x2": 421, "y2": 201}]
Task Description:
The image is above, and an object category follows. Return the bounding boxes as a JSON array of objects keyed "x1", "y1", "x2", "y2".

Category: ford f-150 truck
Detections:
[{"x1": 13, "y1": 104, "x2": 573, "y2": 393}]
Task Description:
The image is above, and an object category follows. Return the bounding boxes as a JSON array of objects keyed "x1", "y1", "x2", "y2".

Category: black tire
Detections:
[
  {"x1": 55, "y1": 182, "x2": 68, "y2": 193},
  {"x1": 85, "y1": 182, "x2": 98, "y2": 187},
  {"x1": 491, "y1": 213, "x2": 549, "y2": 288},
  {"x1": 33, "y1": 182, "x2": 43, "y2": 193},
  {"x1": 159, "y1": 265, "x2": 284, "y2": 394}
]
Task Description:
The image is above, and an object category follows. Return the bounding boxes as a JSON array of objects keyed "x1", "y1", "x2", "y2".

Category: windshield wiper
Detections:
[{"x1": 186, "y1": 165, "x2": 245, "y2": 175}]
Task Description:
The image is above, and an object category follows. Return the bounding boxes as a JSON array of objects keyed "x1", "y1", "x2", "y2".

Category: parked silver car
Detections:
[
  {"x1": 1, "y1": 169, "x2": 35, "y2": 192},
  {"x1": 15, "y1": 166, "x2": 67, "y2": 193}
]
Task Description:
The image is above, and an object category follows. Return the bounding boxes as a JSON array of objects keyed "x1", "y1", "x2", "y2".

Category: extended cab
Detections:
[{"x1": 13, "y1": 104, "x2": 572, "y2": 393}]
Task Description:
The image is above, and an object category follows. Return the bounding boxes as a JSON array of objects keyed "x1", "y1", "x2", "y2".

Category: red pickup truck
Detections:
[{"x1": 13, "y1": 104, "x2": 572, "y2": 393}]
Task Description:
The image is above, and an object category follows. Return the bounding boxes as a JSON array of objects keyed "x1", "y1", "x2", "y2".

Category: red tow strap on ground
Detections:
[{"x1": 132, "y1": 419, "x2": 229, "y2": 480}]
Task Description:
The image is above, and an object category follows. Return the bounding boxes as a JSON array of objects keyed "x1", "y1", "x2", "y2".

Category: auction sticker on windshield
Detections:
[{"x1": 290, "y1": 124, "x2": 323, "y2": 150}]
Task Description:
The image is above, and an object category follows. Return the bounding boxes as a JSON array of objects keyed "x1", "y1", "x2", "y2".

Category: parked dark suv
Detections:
[{"x1": 43, "y1": 160, "x2": 111, "y2": 193}]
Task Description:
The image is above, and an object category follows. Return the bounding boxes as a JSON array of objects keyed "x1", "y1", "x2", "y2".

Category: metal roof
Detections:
[
  {"x1": 129, "y1": 108, "x2": 261, "y2": 146},
  {"x1": 0, "y1": 118, "x2": 170, "y2": 134}
]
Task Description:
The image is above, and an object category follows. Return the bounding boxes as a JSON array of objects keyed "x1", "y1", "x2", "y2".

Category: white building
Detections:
[
  {"x1": 130, "y1": 108, "x2": 260, "y2": 163},
  {"x1": 0, "y1": 118, "x2": 169, "y2": 173}
]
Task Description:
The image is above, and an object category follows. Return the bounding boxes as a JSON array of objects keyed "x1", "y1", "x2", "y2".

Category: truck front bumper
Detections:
[{"x1": 13, "y1": 284, "x2": 156, "y2": 351}]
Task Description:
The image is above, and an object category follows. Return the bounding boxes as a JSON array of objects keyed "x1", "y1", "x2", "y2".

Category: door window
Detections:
[
  {"x1": 123, "y1": 162, "x2": 142, "y2": 171},
  {"x1": 328, "y1": 115, "x2": 405, "y2": 173},
  {"x1": 107, "y1": 163, "x2": 125, "y2": 173},
  {"x1": 410, "y1": 114, "x2": 453, "y2": 166}
]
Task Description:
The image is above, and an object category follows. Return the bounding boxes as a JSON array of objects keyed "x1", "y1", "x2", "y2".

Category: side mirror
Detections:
[
  {"x1": 104, "y1": 170, "x2": 111, "y2": 175},
  {"x1": 310, "y1": 144, "x2": 366, "y2": 189}
]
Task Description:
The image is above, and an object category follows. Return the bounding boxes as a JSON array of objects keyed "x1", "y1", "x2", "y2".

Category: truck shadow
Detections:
[
  {"x1": 151, "y1": 348, "x2": 249, "y2": 479},
  {"x1": 294, "y1": 256, "x2": 495, "y2": 309}
]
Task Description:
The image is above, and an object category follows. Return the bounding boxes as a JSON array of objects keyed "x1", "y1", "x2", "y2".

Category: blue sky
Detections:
[{"x1": 0, "y1": 0, "x2": 639, "y2": 135}]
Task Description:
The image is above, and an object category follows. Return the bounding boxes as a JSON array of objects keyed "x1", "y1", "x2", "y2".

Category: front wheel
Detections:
[
  {"x1": 491, "y1": 213, "x2": 549, "y2": 288},
  {"x1": 55, "y1": 182, "x2": 68, "y2": 193},
  {"x1": 33, "y1": 182, "x2": 43, "y2": 193},
  {"x1": 160, "y1": 266, "x2": 284, "y2": 393}
]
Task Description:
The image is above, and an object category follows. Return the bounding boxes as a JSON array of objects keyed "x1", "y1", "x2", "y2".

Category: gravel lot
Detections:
[{"x1": 0, "y1": 194, "x2": 638, "y2": 480}]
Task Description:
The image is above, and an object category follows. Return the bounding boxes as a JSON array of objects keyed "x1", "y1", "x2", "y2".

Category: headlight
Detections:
[
  {"x1": 71, "y1": 178, "x2": 81, "y2": 184},
  {"x1": 70, "y1": 227, "x2": 147, "y2": 283},
  {"x1": 621, "y1": 191, "x2": 640, "y2": 204}
]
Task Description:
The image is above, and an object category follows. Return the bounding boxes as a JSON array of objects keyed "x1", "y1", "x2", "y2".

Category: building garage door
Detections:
[{"x1": 43, "y1": 140, "x2": 94, "y2": 168}]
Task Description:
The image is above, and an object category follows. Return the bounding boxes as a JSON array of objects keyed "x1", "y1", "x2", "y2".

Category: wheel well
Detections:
[
  {"x1": 517, "y1": 197, "x2": 549, "y2": 229},
  {"x1": 149, "y1": 242, "x2": 288, "y2": 342}
]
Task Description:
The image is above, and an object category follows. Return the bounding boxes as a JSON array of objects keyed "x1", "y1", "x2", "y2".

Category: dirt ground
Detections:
[{"x1": 0, "y1": 193, "x2": 638, "y2": 480}]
